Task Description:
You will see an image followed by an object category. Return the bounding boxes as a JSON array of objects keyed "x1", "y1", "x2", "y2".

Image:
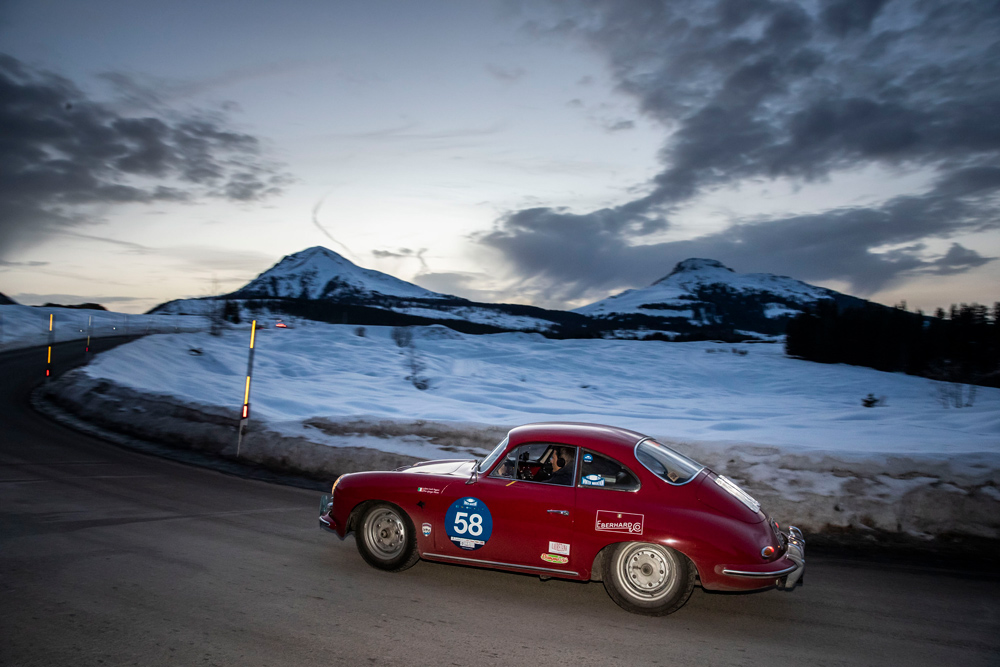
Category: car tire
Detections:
[
  {"x1": 355, "y1": 502, "x2": 419, "y2": 572},
  {"x1": 602, "y1": 542, "x2": 695, "y2": 616}
]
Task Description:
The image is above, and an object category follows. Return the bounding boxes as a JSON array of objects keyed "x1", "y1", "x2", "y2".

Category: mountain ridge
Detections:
[{"x1": 150, "y1": 246, "x2": 868, "y2": 339}]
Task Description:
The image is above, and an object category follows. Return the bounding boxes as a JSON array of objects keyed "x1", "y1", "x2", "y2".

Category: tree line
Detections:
[{"x1": 786, "y1": 300, "x2": 1000, "y2": 387}]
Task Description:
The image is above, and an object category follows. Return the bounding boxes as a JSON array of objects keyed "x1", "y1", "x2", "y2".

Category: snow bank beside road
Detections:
[{"x1": 55, "y1": 322, "x2": 1000, "y2": 539}]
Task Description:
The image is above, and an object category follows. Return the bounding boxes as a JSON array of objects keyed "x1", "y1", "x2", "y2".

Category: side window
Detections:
[
  {"x1": 579, "y1": 451, "x2": 640, "y2": 491},
  {"x1": 489, "y1": 446, "x2": 517, "y2": 479},
  {"x1": 493, "y1": 443, "x2": 578, "y2": 486}
]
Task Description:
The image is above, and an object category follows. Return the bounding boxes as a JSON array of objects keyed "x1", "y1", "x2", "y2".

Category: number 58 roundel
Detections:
[{"x1": 444, "y1": 497, "x2": 493, "y2": 551}]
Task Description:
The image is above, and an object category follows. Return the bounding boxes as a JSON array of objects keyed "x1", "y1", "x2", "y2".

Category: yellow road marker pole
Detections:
[
  {"x1": 45, "y1": 313, "x2": 54, "y2": 380},
  {"x1": 236, "y1": 319, "x2": 257, "y2": 457}
]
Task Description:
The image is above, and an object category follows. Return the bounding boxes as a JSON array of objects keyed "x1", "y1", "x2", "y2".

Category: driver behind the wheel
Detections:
[{"x1": 546, "y1": 446, "x2": 575, "y2": 486}]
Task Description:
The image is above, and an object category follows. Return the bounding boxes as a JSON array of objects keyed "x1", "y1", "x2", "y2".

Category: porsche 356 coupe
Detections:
[{"x1": 318, "y1": 422, "x2": 804, "y2": 615}]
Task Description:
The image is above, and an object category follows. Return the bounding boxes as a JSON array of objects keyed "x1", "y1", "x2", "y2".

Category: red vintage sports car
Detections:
[{"x1": 318, "y1": 422, "x2": 804, "y2": 615}]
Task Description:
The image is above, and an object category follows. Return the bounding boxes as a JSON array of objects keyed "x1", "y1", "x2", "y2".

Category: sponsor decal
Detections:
[
  {"x1": 541, "y1": 553, "x2": 569, "y2": 565},
  {"x1": 445, "y1": 497, "x2": 494, "y2": 551},
  {"x1": 421, "y1": 523, "x2": 432, "y2": 536},
  {"x1": 581, "y1": 474, "x2": 605, "y2": 487},
  {"x1": 417, "y1": 487, "x2": 441, "y2": 494},
  {"x1": 595, "y1": 510, "x2": 644, "y2": 535},
  {"x1": 548, "y1": 541, "x2": 570, "y2": 556},
  {"x1": 583, "y1": 453, "x2": 593, "y2": 463}
]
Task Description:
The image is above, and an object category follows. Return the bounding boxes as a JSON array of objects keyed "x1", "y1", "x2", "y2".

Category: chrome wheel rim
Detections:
[
  {"x1": 617, "y1": 543, "x2": 677, "y2": 601},
  {"x1": 364, "y1": 508, "x2": 405, "y2": 560}
]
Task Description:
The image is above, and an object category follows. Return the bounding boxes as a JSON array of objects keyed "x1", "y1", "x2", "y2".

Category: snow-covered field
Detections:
[
  {"x1": 0, "y1": 304, "x2": 208, "y2": 352},
  {"x1": 81, "y1": 321, "x2": 999, "y2": 458}
]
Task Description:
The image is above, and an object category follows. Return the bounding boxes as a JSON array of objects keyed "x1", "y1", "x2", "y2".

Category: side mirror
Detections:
[{"x1": 466, "y1": 466, "x2": 479, "y2": 485}]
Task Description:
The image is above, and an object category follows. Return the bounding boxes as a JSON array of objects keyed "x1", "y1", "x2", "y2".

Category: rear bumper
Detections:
[{"x1": 719, "y1": 525, "x2": 806, "y2": 589}]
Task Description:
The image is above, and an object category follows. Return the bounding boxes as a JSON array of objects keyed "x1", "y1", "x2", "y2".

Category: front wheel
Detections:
[
  {"x1": 602, "y1": 542, "x2": 695, "y2": 615},
  {"x1": 355, "y1": 502, "x2": 419, "y2": 572}
]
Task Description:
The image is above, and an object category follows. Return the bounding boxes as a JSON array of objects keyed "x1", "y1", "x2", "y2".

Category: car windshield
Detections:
[
  {"x1": 634, "y1": 439, "x2": 704, "y2": 485},
  {"x1": 478, "y1": 436, "x2": 509, "y2": 473}
]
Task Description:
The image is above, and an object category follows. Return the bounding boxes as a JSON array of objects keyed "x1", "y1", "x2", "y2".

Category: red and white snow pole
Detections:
[
  {"x1": 236, "y1": 319, "x2": 257, "y2": 457},
  {"x1": 85, "y1": 314, "x2": 93, "y2": 358}
]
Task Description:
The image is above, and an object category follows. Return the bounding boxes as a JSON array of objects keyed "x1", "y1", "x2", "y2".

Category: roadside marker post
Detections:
[
  {"x1": 236, "y1": 319, "x2": 257, "y2": 457},
  {"x1": 86, "y1": 315, "x2": 93, "y2": 358},
  {"x1": 46, "y1": 313, "x2": 54, "y2": 380}
]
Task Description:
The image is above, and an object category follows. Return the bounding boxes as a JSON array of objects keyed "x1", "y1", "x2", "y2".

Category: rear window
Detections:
[{"x1": 634, "y1": 439, "x2": 704, "y2": 485}]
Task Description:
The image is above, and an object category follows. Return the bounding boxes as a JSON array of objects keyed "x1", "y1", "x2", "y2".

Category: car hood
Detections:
[{"x1": 398, "y1": 459, "x2": 476, "y2": 477}]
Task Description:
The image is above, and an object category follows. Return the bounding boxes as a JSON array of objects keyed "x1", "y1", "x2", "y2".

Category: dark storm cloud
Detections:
[
  {"x1": 481, "y1": 171, "x2": 998, "y2": 301},
  {"x1": 0, "y1": 54, "x2": 289, "y2": 259},
  {"x1": 488, "y1": 0, "x2": 1000, "y2": 299}
]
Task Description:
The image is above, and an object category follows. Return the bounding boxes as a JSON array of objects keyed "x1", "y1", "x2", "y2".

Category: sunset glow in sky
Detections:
[{"x1": 2, "y1": 0, "x2": 998, "y2": 313}]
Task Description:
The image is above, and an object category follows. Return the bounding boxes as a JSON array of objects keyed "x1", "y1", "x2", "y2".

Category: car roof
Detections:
[{"x1": 507, "y1": 422, "x2": 648, "y2": 454}]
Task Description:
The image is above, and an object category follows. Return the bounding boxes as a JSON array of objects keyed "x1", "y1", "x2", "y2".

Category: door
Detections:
[{"x1": 433, "y1": 443, "x2": 578, "y2": 572}]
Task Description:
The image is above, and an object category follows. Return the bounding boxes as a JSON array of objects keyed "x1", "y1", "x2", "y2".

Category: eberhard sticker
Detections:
[
  {"x1": 421, "y1": 523, "x2": 432, "y2": 536},
  {"x1": 541, "y1": 553, "x2": 569, "y2": 564},
  {"x1": 548, "y1": 541, "x2": 570, "y2": 556},
  {"x1": 444, "y1": 497, "x2": 493, "y2": 551},
  {"x1": 595, "y1": 510, "x2": 644, "y2": 535}
]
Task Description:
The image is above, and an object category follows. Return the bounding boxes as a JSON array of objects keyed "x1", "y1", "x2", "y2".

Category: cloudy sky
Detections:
[{"x1": 2, "y1": 0, "x2": 998, "y2": 313}]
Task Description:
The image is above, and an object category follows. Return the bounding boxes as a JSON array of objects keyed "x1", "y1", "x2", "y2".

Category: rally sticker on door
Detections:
[
  {"x1": 445, "y1": 497, "x2": 494, "y2": 550},
  {"x1": 595, "y1": 510, "x2": 644, "y2": 535},
  {"x1": 548, "y1": 541, "x2": 570, "y2": 556}
]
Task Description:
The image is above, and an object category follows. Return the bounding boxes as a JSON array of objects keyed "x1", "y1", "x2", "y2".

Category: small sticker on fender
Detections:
[
  {"x1": 541, "y1": 553, "x2": 569, "y2": 564},
  {"x1": 417, "y1": 487, "x2": 441, "y2": 494},
  {"x1": 422, "y1": 523, "x2": 432, "y2": 536}
]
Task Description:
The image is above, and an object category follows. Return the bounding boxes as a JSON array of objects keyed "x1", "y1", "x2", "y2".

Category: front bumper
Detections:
[
  {"x1": 720, "y1": 525, "x2": 805, "y2": 589},
  {"x1": 318, "y1": 493, "x2": 340, "y2": 535}
]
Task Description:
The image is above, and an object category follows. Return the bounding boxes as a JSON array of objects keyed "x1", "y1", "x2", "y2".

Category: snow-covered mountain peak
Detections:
[
  {"x1": 235, "y1": 246, "x2": 449, "y2": 301},
  {"x1": 660, "y1": 258, "x2": 733, "y2": 280},
  {"x1": 575, "y1": 257, "x2": 838, "y2": 322}
]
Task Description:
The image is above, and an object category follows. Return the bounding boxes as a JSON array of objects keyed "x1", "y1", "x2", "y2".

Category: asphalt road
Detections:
[{"x1": 2, "y1": 339, "x2": 999, "y2": 666}]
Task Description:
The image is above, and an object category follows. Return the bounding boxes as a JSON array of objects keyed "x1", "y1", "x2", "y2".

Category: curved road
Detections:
[{"x1": 2, "y1": 339, "x2": 998, "y2": 666}]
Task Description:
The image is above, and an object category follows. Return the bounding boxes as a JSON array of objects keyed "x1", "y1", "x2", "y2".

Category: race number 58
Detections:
[
  {"x1": 445, "y1": 497, "x2": 493, "y2": 550},
  {"x1": 453, "y1": 512, "x2": 484, "y2": 536}
]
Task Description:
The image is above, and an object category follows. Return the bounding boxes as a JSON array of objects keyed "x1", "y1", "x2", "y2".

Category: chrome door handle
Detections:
[{"x1": 547, "y1": 509, "x2": 569, "y2": 516}]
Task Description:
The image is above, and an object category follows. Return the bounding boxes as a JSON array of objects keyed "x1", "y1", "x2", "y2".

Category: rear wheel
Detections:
[
  {"x1": 602, "y1": 542, "x2": 694, "y2": 615},
  {"x1": 355, "y1": 502, "x2": 419, "y2": 572}
]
